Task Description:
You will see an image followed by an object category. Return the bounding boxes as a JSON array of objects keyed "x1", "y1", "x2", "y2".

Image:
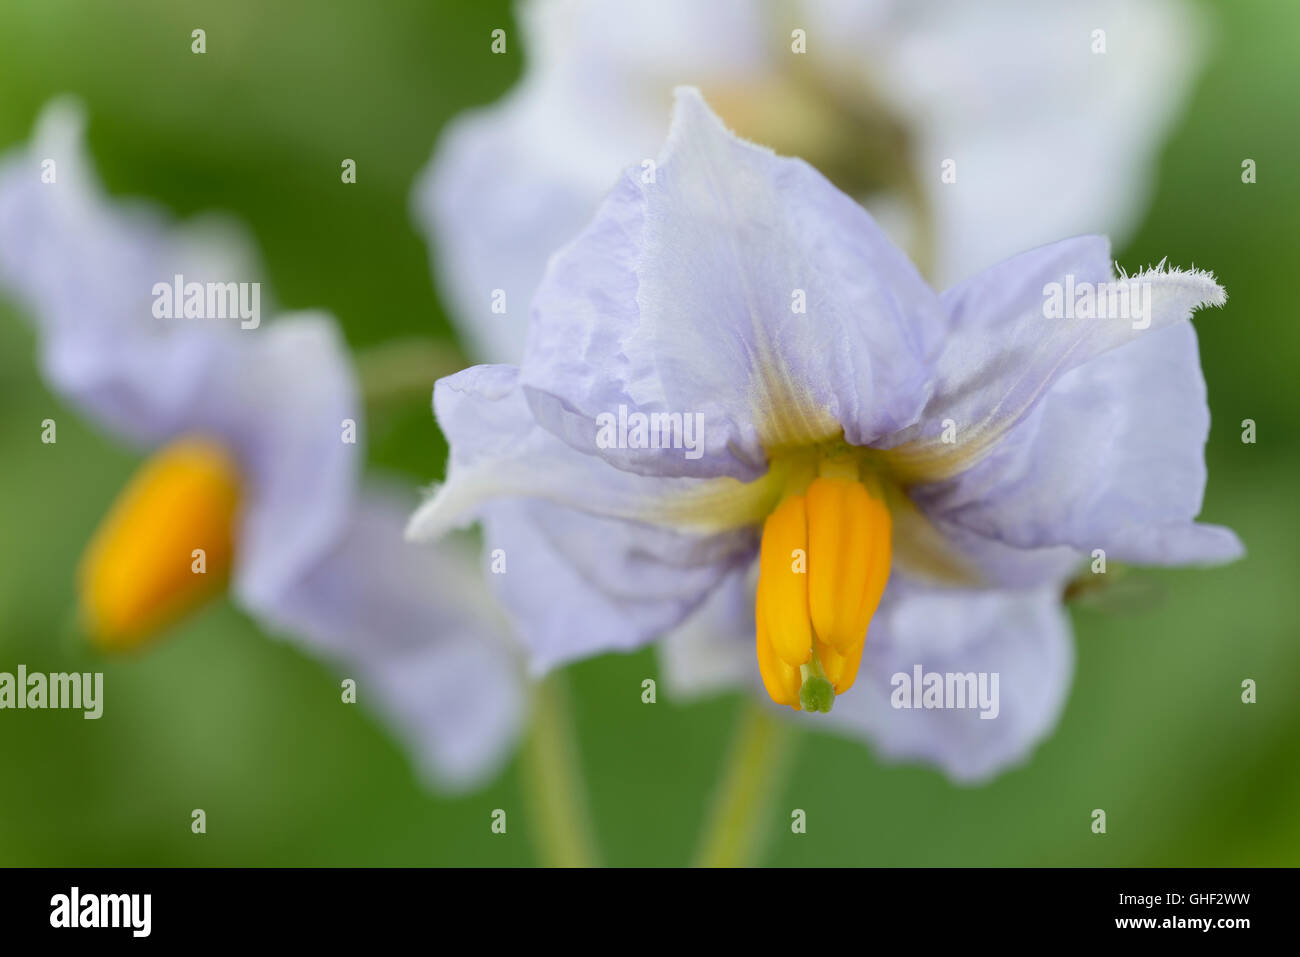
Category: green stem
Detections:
[
  {"x1": 520, "y1": 674, "x2": 601, "y2": 867},
  {"x1": 694, "y1": 700, "x2": 796, "y2": 867}
]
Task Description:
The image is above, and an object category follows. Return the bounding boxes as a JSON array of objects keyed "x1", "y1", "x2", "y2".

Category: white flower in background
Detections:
[
  {"x1": 416, "y1": 0, "x2": 1208, "y2": 362},
  {"x1": 0, "y1": 100, "x2": 523, "y2": 790}
]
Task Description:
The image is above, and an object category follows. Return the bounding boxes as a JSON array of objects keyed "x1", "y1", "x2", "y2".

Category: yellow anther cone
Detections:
[
  {"x1": 753, "y1": 470, "x2": 892, "y2": 710},
  {"x1": 807, "y1": 476, "x2": 891, "y2": 654},
  {"x1": 756, "y1": 494, "x2": 813, "y2": 667},
  {"x1": 755, "y1": 597, "x2": 802, "y2": 710},
  {"x1": 816, "y1": 637, "x2": 865, "y2": 695},
  {"x1": 78, "y1": 437, "x2": 241, "y2": 651}
]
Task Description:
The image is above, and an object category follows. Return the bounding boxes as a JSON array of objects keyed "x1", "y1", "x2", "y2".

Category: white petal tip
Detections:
[
  {"x1": 404, "y1": 488, "x2": 447, "y2": 542},
  {"x1": 1121, "y1": 260, "x2": 1228, "y2": 309},
  {"x1": 1200, "y1": 527, "x2": 1247, "y2": 564},
  {"x1": 665, "y1": 85, "x2": 772, "y2": 160},
  {"x1": 670, "y1": 85, "x2": 710, "y2": 115}
]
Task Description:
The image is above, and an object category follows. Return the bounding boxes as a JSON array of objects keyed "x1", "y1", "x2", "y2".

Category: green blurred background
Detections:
[{"x1": 0, "y1": 0, "x2": 1296, "y2": 866}]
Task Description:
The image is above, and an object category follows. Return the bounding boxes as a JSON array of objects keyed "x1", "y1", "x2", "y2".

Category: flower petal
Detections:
[
  {"x1": 520, "y1": 87, "x2": 944, "y2": 481},
  {"x1": 881, "y1": 239, "x2": 1226, "y2": 483},
  {"x1": 0, "y1": 99, "x2": 264, "y2": 444},
  {"x1": 407, "y1": 363, "x2": 782, "y2": 541},
  {"x1": 412, "y1": 81, "x2": 625, "y2": 365},
  {"x1": 256, "y1": 489, "x2": 524, "y2": 791},
  {"x1": 416, "y1": 0, "x2": 1207, "y2": 360},
  {"x1": 825, "y1": 583, "x2": 1073, "y2": 783},
  {"x1": 413, "y1": 0, "x2": 770, "y2": 365},
  {"x1": 408, "y1": 363, "x2": 762, "y2": 672},
  {"x1": 480, "y1": 498, "x2": 751, "y2": 674},
  {"x1": 918, "y1": 517, "x2": 1083, "y2": 589},
  {"x1": 657, "y1": 565, "x2": 757, "y2": 700},
  {"x1": 660, "y1": 571, "x2": 1074, "y2": 781},
  {"x1": 190, "y1": 314, "x2": 362, "y2": 606},
  {"x1": 912, "y1": 318, "x2": 1243, "y2": 572},
  {"x1": 851, "y1": 0, "x2": 1209, "y2": 285}
]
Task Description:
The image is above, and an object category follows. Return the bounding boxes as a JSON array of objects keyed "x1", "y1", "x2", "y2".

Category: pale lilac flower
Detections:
[
  {"x1": 407, "y1": 90, "x2": 1240, "y2": 781},
  {"x1": 0, "y1": 100, "x2": 523, "y2": 790},
  {"x1": 416, "y1": 0, "x2": 1208, "y2": 363}
]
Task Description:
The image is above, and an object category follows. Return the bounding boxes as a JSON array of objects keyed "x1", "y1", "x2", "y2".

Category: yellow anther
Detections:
[
  {"x1": 756, "y1": 495, "x2": 813, "y2": 667},
  {"x1": 755, "y1": 596, "x2": 803, "y2": 710},
  {"x1": 816, "y1": 637, "x2": 865, "y2": 695},
  {"x1": 807, "y1": 476, "x2": 892, "y2": 654},
  {"x1": 78, "y1": 437, "x2": 242, "y2": 651},
  {"x1": 754, "y1": 472, "x2": 892, "y2": 710}
]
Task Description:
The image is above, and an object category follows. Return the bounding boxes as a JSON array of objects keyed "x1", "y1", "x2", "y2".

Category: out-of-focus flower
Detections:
[
  {"x1": 0, "y1": 100, "x2": 523, "y2": 790},
  {"x1": 416, "y1": 0, "x2": 1208, "y2": 363},
  {"x1": 407, "y1": 90, "x2": 1241, "y2": 781}
]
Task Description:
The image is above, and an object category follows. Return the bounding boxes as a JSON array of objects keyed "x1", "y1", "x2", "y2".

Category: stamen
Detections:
[
  {"x1": 815, "y1": 637, "x2": 865, "y2": 695},
  {"x1": 78, "y1": 437, "x2": 241, "y2": 651},
  {"x1": 806, "y1": 476, "x2": 891, "y2": 653},
  {"x1": 754, "y1": 470, "x2": 892, "y2": 710},
  {"x1": 755, "y1": 598, "x2": 802, "y2": 709},
  {"x1": 756, "y1": 495, "x2": 812, "y2": 667}
]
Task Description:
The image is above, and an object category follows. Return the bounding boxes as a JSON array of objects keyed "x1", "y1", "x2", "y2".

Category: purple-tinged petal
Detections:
[
  {"x1": 520, "y1": 88, "x2": 945, "y2": 481},
  {"x1": 880, "y1": 240, "x2": 1225, "y2": 482},
  {"x1": 825, "y1": 583, "x2": 1073, "y2": 783},
  {"x1": 414, "y1": 0, "x2": 770, "y2": 364},
  {"x1": 258, "y1": 489, "x2": 524, "y2": 791},
  {"x1": 658, "y1": 565, "x2": 757, "y2": 700},
  {"x1": 191, "y1": 314, "x2": 362, "y2": 607},
  {"x1": 659, "y1": 570, "x2": 1074, "y2": 783},
  {"x1": 482, "y1": 499, "x2": 752, "y2": 674},
  {"x1": 407, "y1": 363, "x2": 763, "y2": 671},
  {"x1": 407, "y1": 363, "x2": 782, "y2": 541},
  {"x1": 913, "y1": 319, "x2": 1243, "y2": 571},
  {"x1": 917, "y1": 517, "x2": 1083, "y2": 589},
  {"x1": 416, "y1": 0, "x2": 1208, "y2": 352},
  {"x1": 0, "y1": 100, "x2": 264, "y2": 444},
  {"x1": 413, "y1": 82, "x2": 623, "y2": 366}
]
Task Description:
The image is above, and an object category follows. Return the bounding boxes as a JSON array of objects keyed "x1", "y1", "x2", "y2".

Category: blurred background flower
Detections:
[
  {"x1": 0, "y1": 0, "x2": 1296, "y2": 865},
  {"x1": 0, "y1": 100, "x2": 525, "y2": 791},
  {"x1": 417, "y1": 0, "x2": 1207, "y2": 360}
]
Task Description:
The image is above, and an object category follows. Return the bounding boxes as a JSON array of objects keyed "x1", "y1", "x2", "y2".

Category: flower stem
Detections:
[
  {"x1": 521, "y1": 673, "x2": 601, "y2": 867},
  {"x1": 693, "y1": 699, "x2": 796, "y2": 867}
]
